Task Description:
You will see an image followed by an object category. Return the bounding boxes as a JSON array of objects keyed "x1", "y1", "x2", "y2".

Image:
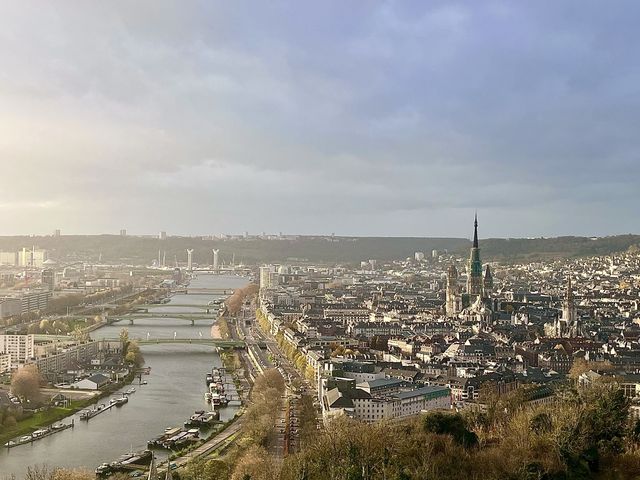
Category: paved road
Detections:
[
  {"x1": 168, "y1": 302, "x2": 308, "y2": 468},
  {"x1": 172, "y1": 417, "x2": 245, "y2": 468},
  {"x1": 239, "y1": 305, "x2": 319, "y2": 457},
  {"x1": 2, "y1": 288, "x2": 147, "y2": 334}
]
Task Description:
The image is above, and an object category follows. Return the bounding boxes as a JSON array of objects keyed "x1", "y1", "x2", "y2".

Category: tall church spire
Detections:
[
  {"x1": 473, "y1": 212, "x2": 478, "y2": 248},
  {"x1": 467, "y1": 213, "x2": 484, "y2": 296},
  {"x1": 558, "y1": 274, "x2": 579, "y2": 337},
  {"x1": 566, "y1": 275, "x2": 573, "y2": 303}
]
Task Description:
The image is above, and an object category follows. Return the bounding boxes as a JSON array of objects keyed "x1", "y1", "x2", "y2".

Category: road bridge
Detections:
[
  {"x1": 108, "y1": 313, "x2": 217, "y2": 326},
  {"x1": 148, "y1": 303, "x2": 221, "y2": 309},
  {"x1": 135, "y1": 303, "x2": 221, "y2": 313},
  {"x1": 191, "y1": 268, "x2": 252, "y2": 274},
  {"x1": 171, "y1": 287, "x2": 236, "y2": 295},
  {"x1": 102, "y1": 337, "x2": 245, "y2": 349}
]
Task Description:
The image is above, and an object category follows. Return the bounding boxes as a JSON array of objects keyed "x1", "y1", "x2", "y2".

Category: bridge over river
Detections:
[
  {"x1": 170, "y1": 287, "x2": 236, "y2": 295},
  {"x1": 0, "y1": 272, "x2": 251, "y2": 479},
  {"x1": 134, "y1": 303, "x2": 222, "y2": 314},
  {"x1": 108, "y1": 312, "x2": 218, "y2": 325},
  {"x1": 102, "y1": 337, "x2": 245, "y2": 348}
]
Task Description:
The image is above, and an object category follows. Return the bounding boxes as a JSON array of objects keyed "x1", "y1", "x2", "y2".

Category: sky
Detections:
[{"x1": 0, "y1": 1, "x2": 638, "y2": 238}]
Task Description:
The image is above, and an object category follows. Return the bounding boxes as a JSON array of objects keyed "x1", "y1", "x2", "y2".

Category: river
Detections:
[{"x1": 0, "y1": 274, "x2": 249, "y2": 478}]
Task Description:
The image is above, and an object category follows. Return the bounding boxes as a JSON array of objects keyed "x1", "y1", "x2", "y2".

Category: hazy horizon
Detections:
[
  {"x1": 0, "y1": 229, "x2": 637, "y2": 241},
  {"x1": 1, "y1": 1, "x2": 639, "y2": 237}
]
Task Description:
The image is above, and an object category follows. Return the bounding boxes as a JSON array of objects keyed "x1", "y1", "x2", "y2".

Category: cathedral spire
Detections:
[
  {"x1": 566, "y1": 275, "x2": 573, "y2": 303},
  {"x1": 467, "y1": 212, "x2": 484, "y2": 296},
  {"x1": 473, "y1": 212, "x2": 479, "y2": 248}
]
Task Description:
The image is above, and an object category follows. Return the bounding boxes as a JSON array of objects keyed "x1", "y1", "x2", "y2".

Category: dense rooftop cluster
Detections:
[{"x1": 257, "y1": 222, "x2": 640, "y2": 424}]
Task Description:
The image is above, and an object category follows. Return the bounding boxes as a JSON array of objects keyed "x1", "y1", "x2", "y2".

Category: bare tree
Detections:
[{"x1": 11, "y1": 365, "x2": 41, "y2": 403}]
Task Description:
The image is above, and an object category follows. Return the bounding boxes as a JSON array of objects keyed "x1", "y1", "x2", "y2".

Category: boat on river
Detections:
[
  {"x1": 184, "y1": 410, "x2": 219, "y2": 428},
  {"x1": 111, "y1": 396, "x2": 129, "y2": 406},
  {"x1": 211, "y1": 392, "x2": 229, "y2": 407},
  {"x1": 4, "y1": 422, "x2": 74, "y2": 448},
  {"x1": 95, "y1": 449, "x2": 153, "y2": 477},
  {"x1": 80, "y1": 402, "x2": 115, "y2": 420},
  {"x1": 147, "y1": 427, "x2": 181, "y2": 448}
]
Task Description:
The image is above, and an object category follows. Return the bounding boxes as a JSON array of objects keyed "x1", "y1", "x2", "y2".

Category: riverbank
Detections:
[
  {"x1": 0, "y1": 274, "x2": 251, "y2": 477},
  {"x1": 0, "y1": 369, "x2": 138, "y2": 446},
  {"x1": 0, "y1": 291, "x2": 163, "y2": 443}
]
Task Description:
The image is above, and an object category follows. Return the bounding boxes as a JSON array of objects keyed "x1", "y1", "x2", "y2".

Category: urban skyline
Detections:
[{"x1": 3, "y1": 2, "x2": 640, "y2": 479}]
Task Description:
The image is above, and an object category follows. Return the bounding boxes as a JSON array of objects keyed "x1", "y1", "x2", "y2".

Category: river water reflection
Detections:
[{"x1": 0, "y1": 274, "x2": 248, "y2": 478}]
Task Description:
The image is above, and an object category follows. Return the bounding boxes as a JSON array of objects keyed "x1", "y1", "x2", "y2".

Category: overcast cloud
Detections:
[{"x1": 0, "y1": 1, "x2": 638, "y2": 238}]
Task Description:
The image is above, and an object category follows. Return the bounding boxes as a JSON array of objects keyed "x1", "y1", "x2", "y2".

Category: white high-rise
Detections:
[
  {"x1": 259, "y1": 265, "x2": 275, "y2": 290},
  {"x1": 0, "y1": 335, "x2": 35, "y2": 367},
  {"x1": 18, "y1": 247, "x2": 48, "y2": 268}
]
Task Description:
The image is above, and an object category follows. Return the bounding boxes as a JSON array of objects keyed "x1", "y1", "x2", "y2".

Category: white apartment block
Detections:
[
  {"x1": 259, "y1": 265, "x2": 275, "y2": 290},
  {"x1": 0, "y1": 251, "x2": 17, "y2": 266},
  {"x1": 0, "y1": 354, "x2": 10, "y2": 374},
  {"x1": 18, "y1": 248, "x2": 48, "y2": 268},
  {"x1": 0, "y1": 335, "x2": 35, "y2": 366},
  {"x1": 323, "y1": 384, "x2": 451, "y2": 424}
]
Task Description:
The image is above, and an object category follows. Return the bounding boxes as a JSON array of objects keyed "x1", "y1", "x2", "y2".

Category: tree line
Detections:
[{"x1": 224, "y1": 284, "x2": 259, "y2": 317}]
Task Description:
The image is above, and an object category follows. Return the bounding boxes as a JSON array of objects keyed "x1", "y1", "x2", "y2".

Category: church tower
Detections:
[
  {"x1": 553, "y1": 275, "x2": 580, "y2": 337},
  {"x1": 446, "y1": 264, "x2": 461, "y2": 316},
  {"x1": 467, "y1": 213, "x2": 484, "y2": 296},
  {"x1": 562, "y1": 277, "x2": 576, "y2": 321},
  {"x1": 562, "y1": 275, "x2": 579, "y2": 336},
  {"x1": 483, "y1": 265, "x2": 493, "y2": 297}
]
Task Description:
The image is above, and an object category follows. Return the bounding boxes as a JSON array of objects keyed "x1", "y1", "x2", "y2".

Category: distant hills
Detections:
[
  {"x1": 0, "y1": 234, "x2": 638, "y2": 266},
  {"x1": 478, "y1": 235, "x2": 640, "y2": 262}
]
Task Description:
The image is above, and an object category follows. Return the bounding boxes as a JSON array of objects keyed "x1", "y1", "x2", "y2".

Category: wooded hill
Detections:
[{"x1": 0, "y1": 233, "x2": 638, "y2": 265}]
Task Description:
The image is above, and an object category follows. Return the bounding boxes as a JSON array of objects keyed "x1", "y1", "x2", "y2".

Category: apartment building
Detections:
[
  {"x1": 0, "y1": 354, "x2": 10, "y2": 374},
  {"x1": 0, "y1": 335, "x2": 35, "y2": 366},
  {"x1": 18, "y1": 248, "x2": 48, "y2": 268},
  {"x1": 34, "y1": 341, "x2": 100, "y2": 375},
  {"x1": 323, "y1": 382, "x2": 451, "y2": 424},
  {"x1": 20, "y1": 290, "x2": 51, "y2": 314}
]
